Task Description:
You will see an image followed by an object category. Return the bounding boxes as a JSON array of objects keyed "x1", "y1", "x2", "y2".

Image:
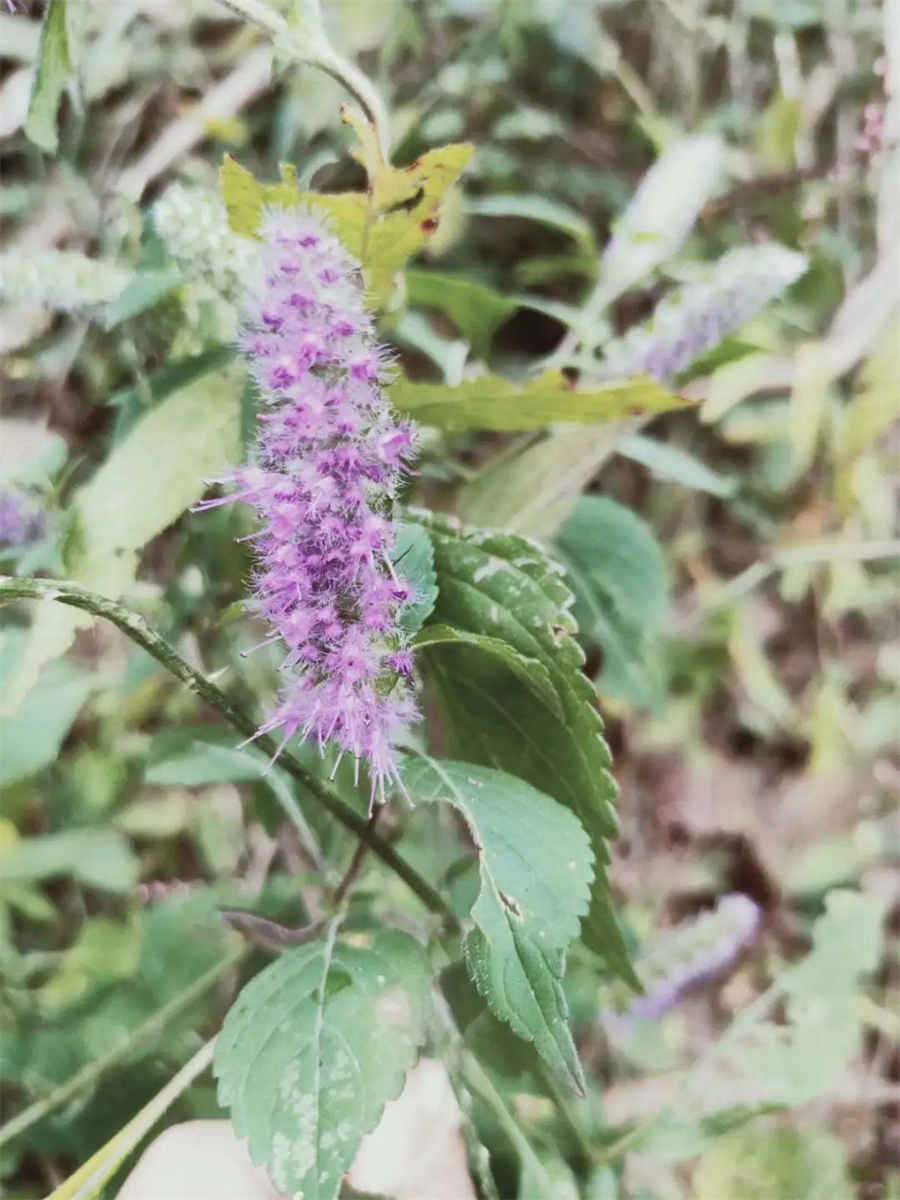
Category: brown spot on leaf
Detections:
[{"x1": 421, "y1": 216, "x2": 439, "y2": 233}]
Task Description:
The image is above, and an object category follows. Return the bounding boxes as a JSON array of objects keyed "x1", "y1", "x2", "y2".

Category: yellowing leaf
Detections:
[
  {"x1": 219, "y1": 157, "x2": 308, "y2": 238},
  {"x1": 389, "y1": 369, "x2": 684, "y2": 431},
  {"x1": 219, "y1": 114, "x2": 473, "y2": 309}
]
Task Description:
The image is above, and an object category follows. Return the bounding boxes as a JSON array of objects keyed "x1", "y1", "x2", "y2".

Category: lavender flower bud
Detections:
[
  {"x1": 599, "y1": 244, "x2": 807, "y2": 382},
  {"x1": 605, "y1": 894, "x2": 761, "y2": 1036},
  {"x1": 0, "y1": 487, "x2": 44, "y2": 548},
  {"x1": 197, "y1": 209, "x2": 418, "y2": 805}
]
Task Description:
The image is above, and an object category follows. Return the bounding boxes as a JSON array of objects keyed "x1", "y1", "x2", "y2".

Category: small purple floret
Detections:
[
  {"x1": 198, "y1": 209, "x2": 418, "y2": 805},
  {"x1": 0, "y1": 488, "x2": 44, "y2": 548}
]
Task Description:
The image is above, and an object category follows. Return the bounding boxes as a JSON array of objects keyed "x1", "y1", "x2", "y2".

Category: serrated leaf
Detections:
[
  {"x1": 25, "y1": 0, "x2": 70, "y2": 153},
  {"x1": 390, "y1": 368, "x2": 683, "y2": 432},
  {"x1": 219, "y1": 126, "x2": 473, "y2": 309},
  {"x1": 412, "y1": 624, "x2": 563, "y2": 719},
  {"x1": 409, "y1": 510, "x2": 637, "y2": 988},
  {"x1": 214, "y1": 927, "x2": 429, "y2": 1200},
  {"x1": 391, "y1": 521, "x2": 438, "y2": 634},
  {"x1": 405, "y1": 269, "x2": 517, "y2": 360},
  {"x1": 555, "y1": 496, "x2": 666, "y2": 708},
  {"x1": 403, "y1": 756, "x2": 592, "y2": 1093}
]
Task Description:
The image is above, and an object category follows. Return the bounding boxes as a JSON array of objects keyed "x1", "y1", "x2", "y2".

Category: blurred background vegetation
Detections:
[{"x1": 0, "y1": 0, "x2": 898, "y2": 1197}]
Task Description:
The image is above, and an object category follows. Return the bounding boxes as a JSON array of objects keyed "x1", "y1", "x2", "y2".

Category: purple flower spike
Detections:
[{"x1": 199, "y1": 208, "x2": 419, "y2": 806}]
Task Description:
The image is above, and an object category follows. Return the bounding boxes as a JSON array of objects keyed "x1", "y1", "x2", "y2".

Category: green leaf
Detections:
[
  {"x1": 459, "y1": 423, "x2": 630, "y2": 539},
  {"x1": 403, "y1": 756, "x2": 592, "y2": 1093},
  {"x1": 37, "y1": 916, "x2": 141, "y2": 1017},
  {"x1": 405, "y1": 268, "x2": 518, "y2": 359},
  {"x1": 0, "y1": 828, "x2": 138, "y2": 893},
  {"x1": 144, "y1": 734, "x2": 322, "y2": 867},
  {"x1": 107, "y1": 346, "x2": 236, "y2": 441},
  {"x1": 465, "y1": 194, "x2": 596, "y2": 253},
  {"x1": 674, "y1": 889, "x2": 886, "y2": 1118},
  {"x1": 694, "y1": 1125, "x2": 854, "y2": 1200},
  {"x1": 391, "y1": 310, "x2": 468, "y2": 384},
  {"x1": 219, "y1": 130, "x2": 473, "y2": 309},
  {"x1": 2, "y1": 364, "x2": 242, "y2": 716},
  {"x1": 72, "y1": 364, "x2": 242, "y2": 582},
  {"x1": 145, "y1": 738, "x2": 273, "y2": 788},
  {"x1": 412, "y1": 624, "x2": 563, "y2": 719},
  {"x1": 617, "y1": 433, "x2": 738, "y2": 497},
  {"x1": 0, "y1": 631, "x2": 96, "y2": 786},
  {"x1": 391, "y1": 521, "x2": 438, "y2": 634},
  {"x1": 555, "y1": 496, "x2": 666, "y2": 708},
  {"x1": 42, "y1": 1038, "x2": 218, "y2": 1200},
  {"x1": 214, "y1": 926, "x2": 430, "y2": 1200},
  {"x1": 389, "y1": 368, "x2": 683, "y2": 432},
  {"x1": 677, "y1": 336, "x2": 762, "y2": 382},
  {"x1": 409, "y1": 510, "x2": 637, "y2": 987},
  {"x1": 25, "y1": 0, "x2": 70, "y2": 153},
  {"x1": 102, "y1": 265, "x2": 183, "y2": 329}
]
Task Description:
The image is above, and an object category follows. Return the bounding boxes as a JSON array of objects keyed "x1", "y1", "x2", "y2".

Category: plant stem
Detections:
[
  {"x1": 333, "y1": 810, "x2": 377, "y2": 907},
  {"x1": 218, "y1": 910, "x2": 328, "y2": 952},
  {"x1": 460, "y1": 1048, "x2": 556, "y2": 1194},
  {"x1": 675, "y1": 537, "x2": 900, "y2": 630},
  {"x1": 535, "y1": 1058, "x2": 598, "y2": 1169},
  {"x1": 217, "y1": 0, "x2": 391, "y2": 154},
  {"x1": 0, "y1": 945, "x2": 244, "y2": 1150},
  {"x1": 0, "y1": 576, "x2": 457, "y2": 929},
  {"x1": 46, "y1": 1038, "x2": 219, "y2": 1200}
]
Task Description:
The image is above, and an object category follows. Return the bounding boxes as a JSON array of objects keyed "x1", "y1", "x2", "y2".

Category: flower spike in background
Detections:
[{"x1": 196, "y1": 207, "x2": 418, "y2": 806}]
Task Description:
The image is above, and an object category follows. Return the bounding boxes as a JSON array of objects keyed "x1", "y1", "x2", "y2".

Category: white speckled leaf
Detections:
[
  {"x1": 403, "y1": 756, "x2": 593, "y2": 1093},
  {"x1": 408, "y1": 509, "x2": 637, "y2": 989},
  {"x1": 214, "y1": 926, "x2": 430, "y2": 1200}
]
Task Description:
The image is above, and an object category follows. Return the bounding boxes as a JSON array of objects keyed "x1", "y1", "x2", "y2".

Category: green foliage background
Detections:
[{"x1": 1, "y1": 1, "x2": 898, "y2": 1198}]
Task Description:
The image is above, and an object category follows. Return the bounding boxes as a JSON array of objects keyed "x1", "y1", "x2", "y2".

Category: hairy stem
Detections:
[{"x1": 0, "y1": 576, "x2": 457, "y2": 929}]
